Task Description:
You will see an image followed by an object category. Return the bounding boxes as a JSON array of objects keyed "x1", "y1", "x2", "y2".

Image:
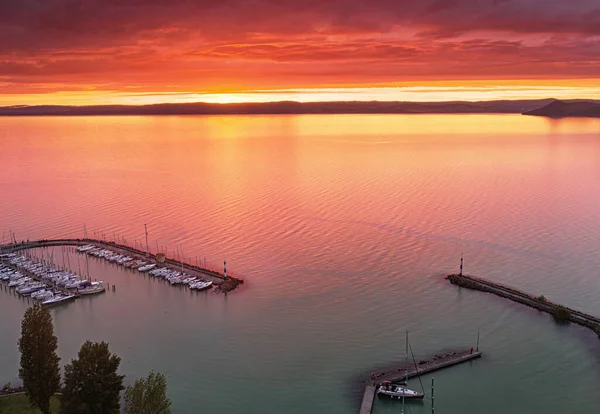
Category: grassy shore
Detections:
[{"x1": 0, "y1": 394, "x2": 60, "y2": 414}]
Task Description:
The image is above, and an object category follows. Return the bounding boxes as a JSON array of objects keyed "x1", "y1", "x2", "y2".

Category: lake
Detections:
[{"x1": 1, "y1": 114, "x2": 600, "y2": 413}]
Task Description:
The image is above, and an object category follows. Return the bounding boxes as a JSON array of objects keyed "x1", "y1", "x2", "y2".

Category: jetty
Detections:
[
  {"x1": 359, "y1": 349, "x2": 481, "y2": 414},
  {"x1": 446, "y1": 273, "x2": 600, "y2": 338},
  {"x1": 0, "y1": 238, "x2": 244, "y2": 293}
]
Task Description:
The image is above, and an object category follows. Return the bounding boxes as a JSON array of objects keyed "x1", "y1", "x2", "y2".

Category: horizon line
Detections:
[{"x1": 2, "y1": 97, "x2": 594, "y2": 110}]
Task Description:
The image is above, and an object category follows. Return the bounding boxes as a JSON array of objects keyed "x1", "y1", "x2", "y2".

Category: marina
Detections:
[
  {"x1": 0, "y1": 252, "x2": 102, "y2": 307},
  {"x1": 0, "y1": 237, "x2": 244, "y2": 294},
  {"x1": 0, "y1": 236, "x2": 244, "y2": 308}
]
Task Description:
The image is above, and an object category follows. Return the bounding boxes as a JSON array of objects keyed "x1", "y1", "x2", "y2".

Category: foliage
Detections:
[
  {"x1": 553, "y1": 305, "x2": 571, "y2": 322},
  {"x1": 61, "y1": 341, "x2": 125, "y2": 414},
  {"x1": 537, "y1": 295, "x2": 547, "y2": 302},
  {"x1": 0, "y1": 394, "x2": 60, "y2": 414},
  {"x1": 124, "y1": 371, "x2": 172, "y2": 414},
  {"x1": 595, "y1": 324, "x2": 600, "y2": 339},
  {"x1": 17, "y1": 304, "x2": 61, "y2": 414}
]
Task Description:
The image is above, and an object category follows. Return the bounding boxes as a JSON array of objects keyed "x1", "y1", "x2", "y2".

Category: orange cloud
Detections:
[{"x1": 1, "y1": 0, "x2": 600, "y2": 104}]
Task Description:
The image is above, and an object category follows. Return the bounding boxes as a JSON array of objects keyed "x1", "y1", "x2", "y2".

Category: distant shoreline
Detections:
[
  {"x1": 0, "y1": 99, "x2": 592, "y2": 117},
  {"x1": 2, "y1": 99, "x2": 599, "y2": 117}
]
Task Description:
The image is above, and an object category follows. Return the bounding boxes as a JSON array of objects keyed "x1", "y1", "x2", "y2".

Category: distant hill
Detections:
[
  {"x1": 0, "y1": 99, "x2": 559, "y2": 116},
  {"x1": 523, "y1": 100, "x2": 600, "y2": 118}
]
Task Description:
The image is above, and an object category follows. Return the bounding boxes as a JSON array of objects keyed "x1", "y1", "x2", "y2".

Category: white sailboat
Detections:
[
  {"x1": 377, "y1": 331, "x2": 424, "y2": 401},
  {"x1": 138, "y1": 263, "x2": 156, "y2": 272},
  {"x1": 376, "y1": 380, "x2": 424, "y2": 400}
]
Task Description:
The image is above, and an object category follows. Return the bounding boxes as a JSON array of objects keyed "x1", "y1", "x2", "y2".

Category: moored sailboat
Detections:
[{"x1": 376, "y1": 331, "x2": 425, "y2": 403}]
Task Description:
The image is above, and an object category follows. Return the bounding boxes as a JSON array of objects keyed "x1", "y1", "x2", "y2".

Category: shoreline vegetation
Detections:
[
  {"x1": 1, "y1": 99, "x2": 599, "y2": 117},
  {"x1": 0, "y1": 394, "x2": 60, "y2": 414},
  {"x1": 6, "y1": 304, "x2": 172, "y2": 414}
]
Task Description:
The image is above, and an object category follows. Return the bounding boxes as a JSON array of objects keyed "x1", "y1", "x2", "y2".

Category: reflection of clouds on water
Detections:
[{"x1": 310, "y1": 140, "x2": 393, "y2": 145}]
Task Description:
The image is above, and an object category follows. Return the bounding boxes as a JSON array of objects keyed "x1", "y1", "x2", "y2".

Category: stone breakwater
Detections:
[{"x1": 446, "y1": 274, "x2": 600, "y2": 340}]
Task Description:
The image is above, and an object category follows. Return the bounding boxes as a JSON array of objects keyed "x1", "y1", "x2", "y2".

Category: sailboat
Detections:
[
  {"x1": 376, "y1": 380, "x2": 424, "y2": 400},
  {"x1": 377, "y1": 331, "x2": 424, "y2": 400}
]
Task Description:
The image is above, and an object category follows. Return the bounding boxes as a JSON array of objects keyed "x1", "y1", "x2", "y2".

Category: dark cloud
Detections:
[
  {"x1": 1, "y1": 0, "x2": 599, "y2": 52},
  {"x1": 0, "y1": 0, "x2": 599, "y2": 92}
]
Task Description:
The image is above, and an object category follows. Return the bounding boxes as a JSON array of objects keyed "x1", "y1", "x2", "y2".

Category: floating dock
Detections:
[
  {"x1": 1, "y1": 238, "x2": 244, "y2": 293},
  {"x1": 359, "y1": 348, "x2": 482, "y2": 414},
  {"x1": 446, "y1": 273, "x2": 600, "y2": 337}
]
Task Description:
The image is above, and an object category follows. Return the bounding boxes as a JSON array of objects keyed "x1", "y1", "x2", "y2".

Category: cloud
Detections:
[{"x1": 1, "y1": 0, "x2": 599, "y2": 96}]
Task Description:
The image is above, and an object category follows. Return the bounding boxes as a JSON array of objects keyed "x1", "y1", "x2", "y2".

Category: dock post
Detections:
[
  {"x1": 431, "y1": 378, "x2": 435, "y2": 414},
  {"x1": 459, "y1": 253, "x2": 463, "y2": 276},
  {"x1": 476, "y1": 329, "x2": 480, "y2": 351}
]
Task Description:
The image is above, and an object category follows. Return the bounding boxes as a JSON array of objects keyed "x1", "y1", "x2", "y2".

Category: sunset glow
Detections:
[{"x1": 2, "y1": 0, "x2": 600, "y2": 105}]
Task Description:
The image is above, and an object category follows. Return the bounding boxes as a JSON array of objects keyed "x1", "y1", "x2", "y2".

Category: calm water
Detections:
[{"x1": 1, "y1": 115, "x2": 600, "y2": 413}]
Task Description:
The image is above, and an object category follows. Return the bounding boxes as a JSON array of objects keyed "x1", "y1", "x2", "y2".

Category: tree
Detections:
[
  {"x1": 124, "y1": 371, "x2": 172, "y2": 414},
  {"x1": 18, "y1": 304, "x2": 61, "y2": 414},
  {"x1": 553, "y1": 305, "x2": 571, "y2": 323},
  {"x1": 61, "y1": 341, "x2": 125, "y2": 414}
]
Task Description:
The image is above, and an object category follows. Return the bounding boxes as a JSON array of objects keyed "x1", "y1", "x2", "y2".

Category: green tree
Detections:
[
  {"x1": 553, "y1": 305, "x2": 571, "y2": 322},
  {"x1": 18, "y1": 304, "x2": 61, "y2": 414},
  {"x1": 124, "y1": 371, "x2": 172, "y2": 414},
  {"x1": 61, "y1": 341, "x2": 125, "y2": 414}
]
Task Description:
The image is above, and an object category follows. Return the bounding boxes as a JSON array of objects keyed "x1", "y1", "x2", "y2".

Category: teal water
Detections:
[{"x1": 1, "y1": 114, "x2": 600, "y2": 413}]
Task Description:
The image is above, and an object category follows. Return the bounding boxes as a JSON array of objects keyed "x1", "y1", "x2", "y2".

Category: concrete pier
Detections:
[
  {"x1": 358, "y1": 385, "x2": 376, "y2": 414},
  {"x1": 359, "y1": 349, "x2": 482, "y2": 414}
]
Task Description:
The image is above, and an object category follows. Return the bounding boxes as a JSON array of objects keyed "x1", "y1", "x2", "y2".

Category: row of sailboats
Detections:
[
  {"x1": 0, "y1": 252, "x2": 105, "y2": 306},
  {"x1": 77, "y1": 245, "x2": 213, "y2": 291}
]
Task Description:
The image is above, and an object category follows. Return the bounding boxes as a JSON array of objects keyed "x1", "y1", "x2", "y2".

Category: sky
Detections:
[{"x1": 1, "y1": 0, "x2": 600, "y2": 105}]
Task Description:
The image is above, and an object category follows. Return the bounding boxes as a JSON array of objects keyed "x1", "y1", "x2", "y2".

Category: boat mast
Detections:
[
  {"x1": 85, "y1": 253, "x2": 90, "y2": 281},
  {"x1": 403, "y1": 330, "x2": 408, "y2": 413},
  {"x1": 431, "y1": 378, "x2": 435, "y2": 414},
  {"x1": 144, "y1": 224, "x2": 150, "y2": 259},
  {"x1": 180, "y1": 245, "x2": 184, "y2": 275}
]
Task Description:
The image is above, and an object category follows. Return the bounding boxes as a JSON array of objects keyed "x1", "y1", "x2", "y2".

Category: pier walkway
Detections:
[
  {"x1": 446, "y1": 274, "x2": 600, "y2": 334},
  {"x1": 359, "y1": 349, "x2": 481, "y2": 414},
  {"x1": 0, "y1": 238, "x2": 243, "y2": 292}
]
